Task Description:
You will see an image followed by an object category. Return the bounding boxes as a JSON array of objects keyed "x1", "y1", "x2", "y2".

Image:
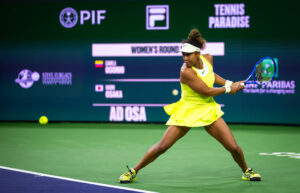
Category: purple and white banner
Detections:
[{"x1": 92, "y1": 42, "x2": 225, "y2": 57}]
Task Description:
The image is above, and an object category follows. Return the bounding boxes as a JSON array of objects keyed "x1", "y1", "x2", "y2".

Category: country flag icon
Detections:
[
  {"x1": 95, "y1": 60, "x2": 104, "y2": 68},
  {"x1": 95, "y1": 84, "x2": 104, "y2": 92}
]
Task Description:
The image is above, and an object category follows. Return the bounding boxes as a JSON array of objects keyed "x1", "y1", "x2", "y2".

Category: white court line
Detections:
[{"x1": 0, "y1": 166, "x2": 158, "y2": 193}]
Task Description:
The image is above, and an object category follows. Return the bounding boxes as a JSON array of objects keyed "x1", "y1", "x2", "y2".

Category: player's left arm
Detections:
[
  {"x1": 203, "y1": 54, "x2": 227, "y2": 86},
  {"x1": 214, "y1": 73, "x2": 227, "y2": 86}
]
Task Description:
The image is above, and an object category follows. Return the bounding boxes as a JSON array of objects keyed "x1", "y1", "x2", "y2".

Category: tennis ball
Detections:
[
  {"x1": 172, "y1": 89, "x2": 179, "y2": 96},
  {"x1": 39, "y1": 116, "x2": 48, "y2": 125}
]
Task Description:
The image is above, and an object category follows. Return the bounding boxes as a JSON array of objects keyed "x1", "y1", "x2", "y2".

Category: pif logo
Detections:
[
  {"x1": 59, "y1": 7, "x2": 106, "y2": 28},
  {"x1": 59, "y1": 7, "x2": 78, "y2": 28},
  {"x1": 146, "y1": 5, "x2": 169, "y2": 30}
]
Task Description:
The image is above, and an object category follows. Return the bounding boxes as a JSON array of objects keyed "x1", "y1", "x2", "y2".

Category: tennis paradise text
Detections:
[{"x1": 209, "y1": 4, "x2": 250, "y2": 29}]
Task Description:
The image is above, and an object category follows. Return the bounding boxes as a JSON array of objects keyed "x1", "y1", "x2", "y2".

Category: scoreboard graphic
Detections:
[{"x1": 91, "y1": 42, "x2": 224, "y2": 122}]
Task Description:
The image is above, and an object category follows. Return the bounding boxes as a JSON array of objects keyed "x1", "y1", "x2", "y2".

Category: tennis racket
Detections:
[{"x1": 241, "y1": 57, "x2": 277, "y2": 86}]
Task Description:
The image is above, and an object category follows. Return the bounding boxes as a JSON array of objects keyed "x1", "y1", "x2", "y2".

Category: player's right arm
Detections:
[{"x1": 180, "y1": 68, "x2": 242, "y2": 96}]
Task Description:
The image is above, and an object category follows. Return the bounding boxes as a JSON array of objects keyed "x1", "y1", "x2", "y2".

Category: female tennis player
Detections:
[{"x1": 120, "y1": 29, "x2": 261, "y2": 183}]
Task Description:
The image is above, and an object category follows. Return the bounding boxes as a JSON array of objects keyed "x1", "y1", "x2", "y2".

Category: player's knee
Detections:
[
  {"x1": 155, "y1": 143, "x2": 169, "y2": 154},
  {"x1": 227, "y1": 144, "x2": 241, "y2": 154}
]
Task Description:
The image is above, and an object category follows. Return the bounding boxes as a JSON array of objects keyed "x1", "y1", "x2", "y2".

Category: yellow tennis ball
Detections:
[
  {"x1": 172, "y1": 89, "x2": 179, "y2": 96},
  {"x1": 39, "y1": 116, "x2": 48, "y2": 125}
]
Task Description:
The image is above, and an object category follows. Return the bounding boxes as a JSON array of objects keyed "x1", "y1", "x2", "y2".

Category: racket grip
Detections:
[{"x1": 240, "y1": 83, "x2": 245, "y2": 86}]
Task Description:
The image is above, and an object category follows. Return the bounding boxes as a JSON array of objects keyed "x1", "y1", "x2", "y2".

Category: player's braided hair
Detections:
[{"x1": 185, "y1": 28, "x2": 206, "y2": 49}]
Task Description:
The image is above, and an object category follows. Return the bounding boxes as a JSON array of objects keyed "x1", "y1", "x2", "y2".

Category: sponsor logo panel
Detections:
[
  {"x1": 243, "y1": 80, "x2": 296, "y2": 95},
  {"x1": 15, "y1": 69, "x2": 72, "y2": 89},
  {"x1": 15, "y1": 69, "x2": 40, "y2": 89}
]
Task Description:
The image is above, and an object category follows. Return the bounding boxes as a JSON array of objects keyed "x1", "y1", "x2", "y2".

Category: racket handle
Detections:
[{"x1": 240, "y1": 83, "x2": 245, "y2": 86}]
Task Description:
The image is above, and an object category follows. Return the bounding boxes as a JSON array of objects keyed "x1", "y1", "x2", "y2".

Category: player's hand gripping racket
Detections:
[{"x1": 241, "y1": 57, "x2": 277, "y2": 86}]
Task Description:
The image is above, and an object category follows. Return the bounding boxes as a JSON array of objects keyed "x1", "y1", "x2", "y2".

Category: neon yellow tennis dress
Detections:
[{"x1": 164, "y1": 55, "x2": 224, "y2": 127}]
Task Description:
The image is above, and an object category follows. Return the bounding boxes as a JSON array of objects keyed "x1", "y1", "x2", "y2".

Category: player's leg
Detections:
[
  {"x1": 204, "y1": 117, "x2": 248, "y2": 172},
  {"x1": 120, "y1": 125, "x2": 190, "y2": 183},
  {"x1": 204, "y1": 117, "x2": 261, "y2": 181},
  {"x1": 134, "y1": 125, "x2": 191, "y2": 173}
]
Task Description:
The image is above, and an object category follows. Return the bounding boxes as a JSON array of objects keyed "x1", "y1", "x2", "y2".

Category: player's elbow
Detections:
[
  {"x1": 198, "y1": 89, "x2": 213, "y2": 97},
  {"x1": 201, "y1": 88, "x2": 218, "y2": 97}
]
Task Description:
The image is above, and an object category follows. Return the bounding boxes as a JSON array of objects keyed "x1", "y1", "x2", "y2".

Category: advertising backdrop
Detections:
[{"x1": 1, "y1": 0, "x2": 299, "y2": 124}]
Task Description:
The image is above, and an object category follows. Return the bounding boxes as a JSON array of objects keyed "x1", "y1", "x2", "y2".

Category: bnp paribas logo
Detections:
[{"x1": 59, "y1": 7, "x2": 107, "y2": 29}]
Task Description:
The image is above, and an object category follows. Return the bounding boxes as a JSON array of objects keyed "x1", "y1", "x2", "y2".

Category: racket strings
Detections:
[{"x1": 254, "y1": 59, "x2": 276, "y2": 84}]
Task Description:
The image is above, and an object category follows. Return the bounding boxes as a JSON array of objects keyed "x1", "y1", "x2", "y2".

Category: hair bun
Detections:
[
  {"x1": 188, "y1": 29, "x2": 201, "y2": 40},
  {"x1": 187, "y1": 28, "x2": 206, "y2": 49}
]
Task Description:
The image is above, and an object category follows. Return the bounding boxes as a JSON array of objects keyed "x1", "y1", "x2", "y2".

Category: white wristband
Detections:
[
  {"x1": 224, "y1": 85, "x2": 231, "y2": 93},
  {"x1": 225, "y1": 80, "x2": 233, "y2": 86}
]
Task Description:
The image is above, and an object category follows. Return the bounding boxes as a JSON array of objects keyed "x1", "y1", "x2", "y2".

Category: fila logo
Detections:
[{"x1": 146, "y1": 5, "x2": 169, "y2": 30}]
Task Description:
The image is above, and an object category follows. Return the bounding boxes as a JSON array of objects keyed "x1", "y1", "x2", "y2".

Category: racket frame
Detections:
[{"x1": 244, "y1": 57, "x2": 277, "y2": 85}]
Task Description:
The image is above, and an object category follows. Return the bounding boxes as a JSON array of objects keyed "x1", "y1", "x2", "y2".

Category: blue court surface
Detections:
[{"x1": 0, "y1": 166, "x2": 157, "y2": 193}]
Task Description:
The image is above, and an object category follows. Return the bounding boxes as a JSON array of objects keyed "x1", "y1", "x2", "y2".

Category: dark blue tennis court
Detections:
[{"x1": 0, "y1": 166, "x2": 156, "y2": 193}]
